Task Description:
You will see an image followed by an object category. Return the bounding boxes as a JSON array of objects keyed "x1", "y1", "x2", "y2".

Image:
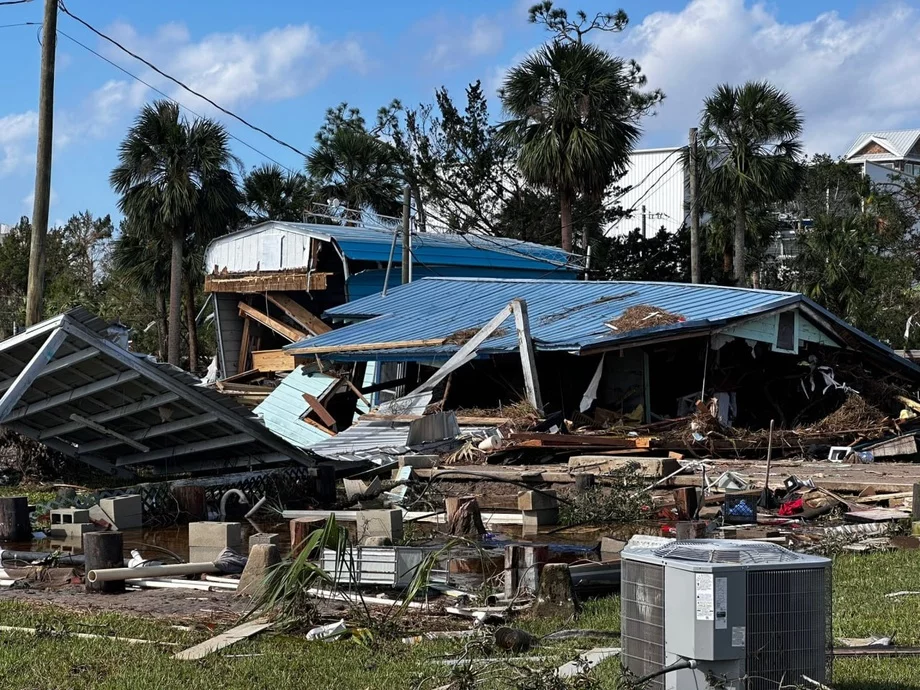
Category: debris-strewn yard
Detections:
[{"x1": 0, "y1": 551, "x2": 917, "y2": 690}]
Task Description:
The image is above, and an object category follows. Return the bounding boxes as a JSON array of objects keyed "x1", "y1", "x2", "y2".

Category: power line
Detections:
[
  {"x1": 0, "y1": 0, "x2": 34, "y2": 6},
  {"x1": 57, "y1": 0, "x2": 310, "y2": 159},
  {"x1": 0, "y1": 21, "x2": 39, "y2": 28},
  {"x1": 56, "y1": 28, "x2": 298, "y2": 175}
]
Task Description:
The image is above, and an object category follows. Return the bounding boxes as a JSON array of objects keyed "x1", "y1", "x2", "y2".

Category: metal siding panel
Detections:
[{"x1": 606, "y1": 149, "x2": 687, "y2": 236}]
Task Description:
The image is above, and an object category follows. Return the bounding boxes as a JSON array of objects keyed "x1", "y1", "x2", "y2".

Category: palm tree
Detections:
[
  {"x1": 243, "y1": 163, "x2": 310, "y2": 221},
  {"x1": 698, "y1": 81, "x2": 803, "y2": 286},
  {"x1": 307, "y1": 114, "x2": 402, "y2": 222},
  {"x1": 111, "y1": 101, "x2": 242, "y2": 366},
  {"x1": 499, "y1": 41, "x2": 641, "y2": 252}
]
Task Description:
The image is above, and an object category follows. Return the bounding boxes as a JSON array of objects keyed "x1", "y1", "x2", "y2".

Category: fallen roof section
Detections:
[
  {"x1": 283, "y1": 278, "x2": 920, "y2": 379},
  {"x1": 0, "y1": 309, "x2": 316, "y2": 478}
]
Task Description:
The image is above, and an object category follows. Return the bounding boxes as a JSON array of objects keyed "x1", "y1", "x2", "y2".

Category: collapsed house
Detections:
[
  {"x1": 204, "y1": 221, "x2": 581, "y2": 383},
  {"x1": 275, "y1": 278, "x2": 920, "y2": 456}
]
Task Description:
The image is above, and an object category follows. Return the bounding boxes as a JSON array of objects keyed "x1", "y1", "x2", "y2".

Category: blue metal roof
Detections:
[
  {"x1": 284, "y1": 278, "x2": 808, "y2": 358},
  {"x1": 282, "y1": 278, "x2": 920, "y2": 380},
  {"x1": 241, "y1": 221, "x2": 581, "y2": 274}
]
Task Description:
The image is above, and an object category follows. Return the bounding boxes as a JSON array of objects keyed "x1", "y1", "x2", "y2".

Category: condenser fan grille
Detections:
[{"x1": 652, "y1": 540, "x2": 803, "y2": 564}]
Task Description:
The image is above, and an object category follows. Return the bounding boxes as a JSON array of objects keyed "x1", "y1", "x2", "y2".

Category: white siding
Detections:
[
  {"x1": 605, "y1": 148, "x2": 687, "y2": 237},
  {"x1": 205, "y1": 227, "x2": 313, "y2": 273}
]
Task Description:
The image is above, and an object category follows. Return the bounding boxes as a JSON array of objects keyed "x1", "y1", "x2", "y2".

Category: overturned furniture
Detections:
[{"x1": 0, "y1": 309, "x2": 315, "y2": 478}]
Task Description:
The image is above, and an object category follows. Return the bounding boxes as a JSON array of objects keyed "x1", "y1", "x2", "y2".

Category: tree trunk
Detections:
[
  {"x1": 733, "y1": 199, "x2": 746, "y2": 286},
  {"x1": 184, "y1": 277, "x2": 199, "y2": 372},
  {"x1": 155, "y1": 289, "x2": 167, "y2": 360},
  {"x1": 167, "y1": 230, "x2": 184, "y2": 366},
  {"x1": 722, "y1": 246, "x2": 732, "y2": 276},
  {"x1": 560, "y1": 188, "x2": 574, "y2": 253},
  {"x1": 410, "y1": 184, "x2": 427, "y2": 232}
]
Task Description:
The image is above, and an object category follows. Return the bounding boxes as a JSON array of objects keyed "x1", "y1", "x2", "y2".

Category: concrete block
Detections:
[
  {"x1": 249, "y1": 533, "x2": 279, "y2": 549},
  {"x1": 188, "y1": 521, "x2": 242, "y2": 548},
  {"x1": 567, "y1": 455, "x2": 680, "y2": 478},
  {"x1": 189, "y1": 546, "x2": 227, "y2": 563},
  {"x1": 517, "y1": 490, "x2": 558, "y2": 511},
  {"x1": 50, "y1": 508, "x2": 91, "y2": 525},
  {"x1": 237, "y1": 544, "x2": 281, "y2": 597},
  {"x1": 100, "y1": 496, "x2": 143, "y2": 530},
  {"x1": 600, "y1": 537, "x2": 626, "y2": 555},
  {"x1": 356, "y1": 509, "x2": 403, "y2": 542},
  {"x1": 398, "y1": 454, "x2": 439, "y2": 469},
  {"x1": 47, "y1": 522, "x2": 99, "y2": 539},
  {"x1": 521, "y1": 507, "x2": 559, "y2": 529}
]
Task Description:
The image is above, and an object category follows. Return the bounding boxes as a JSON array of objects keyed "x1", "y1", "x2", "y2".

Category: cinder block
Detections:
[
  {"x1": 398, "y1": 454, "x2": 439, "y2": 469},
  {"x1": 188, "y1": 521, "x2": 242, "y2": 548},
  {"x1": 521, "y1": 507, "x2": 559, "y2": 529},
  {"x1": 189, "y1": 545, "x2": 229, "y2": 563},
  {"x1": 100, "y1": 495, "x2": 143, "y2": 530},
  {"x1": 50, "y1": 508, "x2": 91, "y2": 525},
  {"x1": 47, "y1": 522, "x2": 99, "y2": 539},
  {"x1": 517, "y1": 490, "x2": 558, "y2": 511},
  {"x1": 249, "y1": 532, "x2": 279, "y2": 549},
  {"x1": 356, "y1": 509, "x2": 403, "y2": 542},
  {"x1": 600, "y1": 537, "x2": 626, "y2": 555}
]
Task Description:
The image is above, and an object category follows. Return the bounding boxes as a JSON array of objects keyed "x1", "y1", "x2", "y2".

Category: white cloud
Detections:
[
  {"x1": 423, "y1": 14, "x2": 504, "y2": 69},
  {"x1": 602, "y1": 0, "x2": 920, "y2": 155},
  {"x1": 0, "y1": 111, "x2": 37, "y2": 176},
  {"x1": 21, "y1": 187, "x2": 58, "y2": 210}
]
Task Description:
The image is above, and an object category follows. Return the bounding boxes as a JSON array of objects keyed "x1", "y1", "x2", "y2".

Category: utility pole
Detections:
[
  {"x1": 689, "y1": 128, "x2": 701, "y2": 284},
  {"x1": 400, "y1": 185, "x2": 411, "y2": 285},
  {"x1": 641, "y1": 205, "x2": 647, "y2": 238},
  {"x1": 25, "y1": 0, "x2": 59, "y2": 327}
]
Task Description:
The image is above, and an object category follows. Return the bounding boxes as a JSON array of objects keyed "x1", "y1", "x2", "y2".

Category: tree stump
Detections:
[
  {"x1": 0, "y1": 496, "x2": 30, "y2": 541},
  {"x1": 171, "y1": 485, "x2": 207, "y2": 524},
  {"x1": 84, "y1": 532, "x2": 125, "y2": 594},
  {"x1": 447, "y1": 497, "x2": 485, "y2": 538},
  {"x1": 530, "y1": 563, "x2": 579, "y2": 619}
]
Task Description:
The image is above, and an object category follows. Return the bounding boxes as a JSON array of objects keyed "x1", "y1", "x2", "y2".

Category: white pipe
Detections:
[
  {"x1": 126, "y1": 578, "x2": 233, "y2": 592},
  {"x1": 88, "y1": 562, "x2": 221, "y2": 583},
  {"x1": 244, "y1": 495, "x2": 268, "y2": 519},
  {"x1": 202, "y1": 574, "x2": 242, "y2": 585}
]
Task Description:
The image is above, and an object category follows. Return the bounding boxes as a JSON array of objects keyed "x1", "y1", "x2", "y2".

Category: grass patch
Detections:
[
  {"x1": 0, "y1": 484, "x2": 57, "y2": 506},
  {"x1": 0, "y1": 551, "x2": 918, "y2": 688}
]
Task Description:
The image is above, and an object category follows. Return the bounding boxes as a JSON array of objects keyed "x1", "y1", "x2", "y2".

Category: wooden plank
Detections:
[
  {"x1": 38, "y1": 392, "x2": 180, "y2": 440},
  {"x1": 4, "y1": 371, "x2": 142, "y2": 423},
  {"x1": 266, "y1": 293, "x2": 331, "y2": 335},
  {"x1": 360, "y1": 413, "x2": 512, "y2": 425},
  {"x1": 0, "y1": 329, "x2": 67, "y2": 421},
  {"x1": 69, "y1": 413, "x2": 150, "y2": 452},
  {"x1": 511, "y1": 299, "x2": 543, "y2": 411},
  {"x1": 302, "y1": 393, "x2": 337, "y2": 430},
  {"x1": 251, "y1": 349, "x2": 296, "y2": 373},
  {"x1": 509, "y1": 432, "x2": 651, "y2": 448},
  {"x1": 173, "y1": 620, "x2": 272, "y2": 660},
  {"x1": 237, "y1": 317, "x2": 252, "y2": 373},
  {"x1": 300, "y1": 415, "x2": 336, "y2": 437},
  {"x1": 290, "y1": 338, "x2": 446, "y2": 355},
  {"x1": 78, "y1": 413, "x2": 220, "y2": 454},
  {"x1": 0, "y1": 625, "x2": 177, "y2": 646},
  {"x1": 853, "y1": 491, "x2": 913, "y2": 504},
  {"x1": 116, "y1": 433, "x2": 254, "y2": 467},
  {"x1": 238, "y1": 301, "x2": 306, "y2": 343},
  {"x1": 205, "y1": 272, "x2": 329, "y2": 293}
]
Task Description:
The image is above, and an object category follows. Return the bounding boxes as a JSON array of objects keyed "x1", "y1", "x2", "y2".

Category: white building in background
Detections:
[
  {"x1": 0, "y1": 224, "x2": 11, "y2": 236},
  {"x1": 843, "y1": 129, "x2": 920, "y2": 186},
  {"x1": 605, "y1": 147, "x2": 688, "y2": 237}
]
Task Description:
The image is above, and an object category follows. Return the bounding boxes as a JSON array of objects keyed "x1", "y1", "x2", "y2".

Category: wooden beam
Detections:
[
  {"x1": 205, "y1": 272, "x2": 329, "y2": 293},
  {"x1": 116, "y1": 433, "x2": 255, "y2": 467},
  {"x1": 302, "y1": 393, "x2": 337, "y2": 430},
  {"x1": 69, "y1": 413, "x2": 150, "y2": 452},
  {"x1": 77, "y1": 413, "x2": 220, "y2": 454},
  {"x1": 266, "y1": 293, "x2": 331, "y2": 335},
  {"x1": 0, "y1": 345, "x2": 99, "y2": 394},
  {"x1": 0, "y1": 329, "x2": 68, "y2": 421},
  {"x1": 38, "y1": 392, "x2": 180, "y2": 440},
  {"x1": 290, "y1": 338, "x2": 446, "y2": 355},
  {"x1": 343, "y1": 378, "x2": 371, "y2": 408},
  {"x1": 359, "y1": 377, "x2": 410, "y2": 396},
  {"x1": 174, "y1": 620, "x2": 272, "y2": 661},
  {"x1": 300, "y1": 416, "x2": 336, "y2": 437},
  {"x1": 511, "y1": 298, "x2": 543, "y2": 412},
  {"x1": 3, "y1": 370, "x2": 142, "y2": 423},
  {"x1": 251, "y1": 348, "x2": 296, "y2": 373},
  {"x1": 238, "y1": 301, "x2": 306, "y2": 343},
  {"x1": 237, "y1": 317, "x2": 252, "y2": 373}
]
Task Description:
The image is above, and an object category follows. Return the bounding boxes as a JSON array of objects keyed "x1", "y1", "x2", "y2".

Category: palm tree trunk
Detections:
[
  {"x1": 733, "y1": 199, "x2": 746, "y2": 286},
  {"x1": 560, "y1": 188, "x2": 574, "y2": 253},
  {"x1": 167, "y1": 230, "x2": 184, "y2": 366},
  {"x1": 155, "y1": 289, "x2": 167, "y2": 360},
  {"x1": 184, "y1": 277, "x2": 199, "y2": 372}
]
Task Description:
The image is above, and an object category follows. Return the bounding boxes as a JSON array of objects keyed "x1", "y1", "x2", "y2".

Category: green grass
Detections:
[
  {"x1": 0, "y1": 551, "x2": 917, "y2": 689},
  {"x1": 0, "y1": 484, "x2": 57, "y2": 506}
]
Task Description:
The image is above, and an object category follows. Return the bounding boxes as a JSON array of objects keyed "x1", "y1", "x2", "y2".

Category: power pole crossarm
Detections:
[{"x1": 26, "y1": 0, "x2": 59, "y2": 326}]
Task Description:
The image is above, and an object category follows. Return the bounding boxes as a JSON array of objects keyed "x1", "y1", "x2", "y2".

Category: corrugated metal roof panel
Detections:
[
  {"x1": 253, "y1": 367, "x2": 339, "y2": 449},
  {"x1": 294, "y1": 278, "x2": 799, "y2": 356},
  {"x1": 844, "y1": 129, "x2": 920, "y2": 159}
]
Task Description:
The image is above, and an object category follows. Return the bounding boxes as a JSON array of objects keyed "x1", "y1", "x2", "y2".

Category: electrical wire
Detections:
[
  {"x1": 0, "y1": 0, "x2": 33, "y2": 5},
  {"x1": 58, "y1": 0, "x2": 310, "y2": 159},
  {"x1": 0, "y1": 21, "x2": 39, "y2": 28},
  {"x1": 56, "y1": 28, "x2": 298, "y2": 175}
]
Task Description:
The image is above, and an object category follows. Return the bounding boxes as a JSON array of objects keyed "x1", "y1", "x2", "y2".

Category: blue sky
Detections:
[{"x1": 1, "y1": 0, "x2": 917, "y2": 226}]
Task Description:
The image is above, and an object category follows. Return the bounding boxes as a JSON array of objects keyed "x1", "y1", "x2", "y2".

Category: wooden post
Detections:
[
  {"x1": 447, "y1": 497, "x2": 485, "y2": 537},
  {"x1": 84, "y1": 532, "x2": 125, "y2": 594},
  {"x1": 171, "y1": 486, "x2": 207, "y2": 524},
  {"x1": 445, "y1": 495, "x2": 476, "y2": 522},
  {"x1": 289, "y1": 518, "x2": 324, "y2": 557},
  {"x1": 511, "y1": 299, "x2": 543, "y2": 412},
  {"x1": 574, "y1": 474, "x2": 595, "y2": 493},
  {"x1": 0, "y1": 496, "x2": 31, "y2": 541},
  {"x1": 673, "y1": 487, "x2": 699, "y2": 521},
  {"x1": 25, "y1": 0, "x2": 59, "y2": 327},
  {"x1": 689, "y1": 127, "x2": 701, "y2": 284}
]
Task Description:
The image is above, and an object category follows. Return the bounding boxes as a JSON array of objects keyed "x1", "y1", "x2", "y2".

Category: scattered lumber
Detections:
[
  {"x1": 265, "y1": 293, "x2": 331, "y2": 336},
  {"x1": 173, "y1": 619, "x2": 272, "y2": 660},
  {"x1": 251, "y1": 349, "x2": 296, "y2": 373},
  {"x1": 238, "y1": 302, "x2": 306, "y2": 343},
  {"x1": 508, "y1": 432, "x2": 655, "y2": 449}
]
